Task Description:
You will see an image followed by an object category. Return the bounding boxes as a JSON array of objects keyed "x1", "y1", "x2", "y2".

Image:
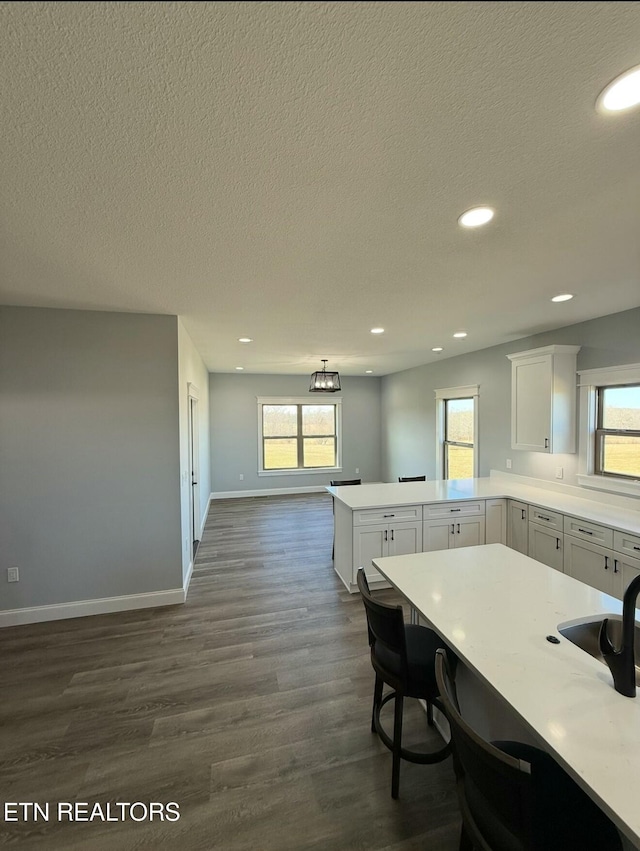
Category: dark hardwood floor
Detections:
[{"x1": 0, "y1": 493, "x2": 460, "y2": 850}]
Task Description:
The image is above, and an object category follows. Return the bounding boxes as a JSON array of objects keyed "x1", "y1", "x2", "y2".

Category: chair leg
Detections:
[
  {"x1": 372, "y1": 674, "x2": 383, "y2": 733},
  {"x1": 459, "y1": 823, "x2": 473, "y2": 851},
  {"x1": 426, "y1": 697, "x2": 434, "y2": 726},
  {"x1": 391, "y1": 692, "x2": 403, "y2": 799}
]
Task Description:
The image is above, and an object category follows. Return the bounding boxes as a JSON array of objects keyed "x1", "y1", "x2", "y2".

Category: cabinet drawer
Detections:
[
  {"x1": 353, "y1": 504, "x2": 422, "y2": 526},
  {"x1": 423, "y1": 500, "x2": 485, "y2": 520},
  {"x1": 563, "y1": 515, "x2": 613, "y2": 548},
  {"x1": 529, "y1": 506, "x2": 563, "y2": 531},
  {"x1": 614, "y1": 529, "x2": 640, "y2": 559}
]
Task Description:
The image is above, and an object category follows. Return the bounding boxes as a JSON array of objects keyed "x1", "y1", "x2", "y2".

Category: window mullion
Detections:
[{"x1": 297, "y1": 405, "x2": 304, "y2": 468}]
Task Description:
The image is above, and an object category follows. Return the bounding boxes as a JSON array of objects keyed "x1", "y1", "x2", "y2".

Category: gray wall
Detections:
[
  {"x1": 0, "y1": 307, "x2": 183, "y2": 612},
  {"x1": 209, "y1": 373, "x2": 382, "y2": 493},
  {"x1": 381, "y1": 307, "x2": 640, "y2": 487}
]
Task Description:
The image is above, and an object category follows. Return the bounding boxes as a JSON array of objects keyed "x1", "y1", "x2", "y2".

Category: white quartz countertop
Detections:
[
  {"x1": 372, "y1": 544, "x2": 640, "y2": 848},
  {"x1": 327, "y1": 477, "x2": 640, "y2": 537}
]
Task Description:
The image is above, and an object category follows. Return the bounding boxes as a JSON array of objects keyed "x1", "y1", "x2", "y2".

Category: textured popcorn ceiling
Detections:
[{"x1": 1, "y1": 1, "x2": 639, "y2": 374}]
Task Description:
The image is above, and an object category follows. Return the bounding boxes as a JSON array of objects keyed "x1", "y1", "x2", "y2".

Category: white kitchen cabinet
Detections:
[
  {"x1": 485, "y1": 498, "x2": 507, "y2": 545},
  {"x1": 528, "y1": 523, "x2": 564, "y2": 572},
  {"x1": 507, "y1": 500, "x2": 529, "y2": 555},
  {"x1": 563, "y1": 535, "x2": 622, "y2": 598},
  {"x1": 354, "y1": 519, "x2": 423, "y2": 584},
  {"x1": 423, "y1": 515, "x2": 485, "y2": 552},
  {"x1": 507, "y1": 345, "x2": 580, "y2": 453},
  {"x1": 621, "y1": 552, "x2": 640, "y2": 594},
  {"x1": 528, "y1": 506, "x2": 564, "y2": 572}
]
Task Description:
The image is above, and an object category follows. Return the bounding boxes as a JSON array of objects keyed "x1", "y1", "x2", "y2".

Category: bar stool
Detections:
[
  {"x1": 434, "y1": 649, "x2": 623, "y2": 851},
  {"x1": 357, "y1": 568, "x2": 451, "y2": 798}
]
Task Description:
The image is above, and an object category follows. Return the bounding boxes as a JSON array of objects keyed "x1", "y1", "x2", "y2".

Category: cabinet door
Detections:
[
  {"x1": 529, "y1": 524, "x2": 564, "y2": 572},
  {"x1": 354, "y1": 524, "x2": 388, "y2": 584},
  {"x1": 485, "y1": 499, "x2": 507, "y2": 545},
  {"x1": 511, "y1": 355, "x2": 552, "y2": 451},
  {"x1": 618, "y1": 552, "x2": 640, "y2": 595},
  {"x1": 389, "y1": 521, "x2": 423, "y2": 558},
  {"x1": 454, "y1": 516, "x2": 485, "y2": 549},
  {"x1": 507, "y1": 500, "x2": 529, "y2": 554},
  {"x1": 564, "y1": 536, "x2": 621, "y2": 597},
  {"x1": 423, "y1": 518, "x2": 455, "y2": 552}
]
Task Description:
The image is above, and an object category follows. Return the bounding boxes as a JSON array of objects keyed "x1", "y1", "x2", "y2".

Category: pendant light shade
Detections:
[{"x1": 309, "y1": 359, "x2": 341, "y2": 393}]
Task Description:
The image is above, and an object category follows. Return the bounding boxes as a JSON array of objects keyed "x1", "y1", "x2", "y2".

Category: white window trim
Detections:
[
  {"x1": 257, "y1": 396, "x2": 343, "y2": 476},
  {"x1": 434, "y1": 385, "x2": 479, "y2": 480},
  {"x1": 576, "y1": 363, "x2": 640, "y2": 497}
]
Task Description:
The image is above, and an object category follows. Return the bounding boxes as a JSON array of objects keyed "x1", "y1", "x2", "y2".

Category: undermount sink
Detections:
[{"x1": 558, "y1": 615, "x2": 640, "y2": 687}]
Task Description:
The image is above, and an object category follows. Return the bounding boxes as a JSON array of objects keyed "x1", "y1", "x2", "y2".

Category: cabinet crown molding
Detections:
[{"x1": 507, "y1": 345, "x2": 581, "y2": 362}]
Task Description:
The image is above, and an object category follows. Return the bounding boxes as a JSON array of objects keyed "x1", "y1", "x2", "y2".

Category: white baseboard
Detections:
[
  {"x1": 211, "y1": 485, "x2": 327, "y2": 499},
  {"x1": 0, "y1": 587, "x2": 186, "y2": 628}
]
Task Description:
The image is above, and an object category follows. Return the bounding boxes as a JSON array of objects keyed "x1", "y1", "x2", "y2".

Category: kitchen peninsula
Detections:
[
  {"x1": 372, "y1": 544, "x2": 640, "y2": 850},
  {"x1": 328, "y1": 474, "x2": 640, "y2": 596}
]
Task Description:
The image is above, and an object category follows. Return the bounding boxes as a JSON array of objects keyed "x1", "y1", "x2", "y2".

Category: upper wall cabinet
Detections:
[{"x1": 507, "y1": 345, "x2": 581, "y2": 453}]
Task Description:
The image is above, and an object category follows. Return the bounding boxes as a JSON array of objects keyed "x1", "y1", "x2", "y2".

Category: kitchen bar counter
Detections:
[
  {"x1": 328, "y1": 476, "x2": 640, "y2": 537},
  {"x1": 372, "y1": 544, "x2": 640, "y2": 849}
]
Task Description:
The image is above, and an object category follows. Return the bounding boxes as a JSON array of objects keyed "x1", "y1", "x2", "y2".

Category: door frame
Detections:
[{"x1": 187, "y1": 382, "x2": 200, "y2": 559}]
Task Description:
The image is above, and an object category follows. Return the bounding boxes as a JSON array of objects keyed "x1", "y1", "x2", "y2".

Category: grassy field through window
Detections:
[{"x1": 601, "y1": 440, "x2": 640, "y2": 478}]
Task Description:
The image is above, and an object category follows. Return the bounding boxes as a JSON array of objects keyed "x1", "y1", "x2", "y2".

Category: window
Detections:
[
  {"x1": 435, "y1": 385, "x2": 479, "y2": 480},
  {"x1": 577, "y1": 363, "x2": 640, "y2": 496},
  {"x1": 258, "y1": 397, "x2": 342, "y2": 475},
  {"x1": 444, "y1": 397, "x2": 475, "y2": 478},
  {"x1": 594, "y1": 384, "x2": 640, "y2": 480}
]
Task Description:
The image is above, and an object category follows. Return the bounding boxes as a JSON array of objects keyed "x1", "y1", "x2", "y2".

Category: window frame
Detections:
[
  {"x1": 435, "y1": 385, "x2": 479, "y2": 480},
  {"x1": 257, "y1": 396, "x2": 343, "y2": 476},
  {"x1": 577, "y1": 363, "x2": 640, "y2": 497},
  {"x1": 594, "y1": 383, "x2": 640, "y2": 481}
]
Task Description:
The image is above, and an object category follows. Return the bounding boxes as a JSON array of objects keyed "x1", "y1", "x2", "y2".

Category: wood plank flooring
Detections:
[{"x1": 0, "y1": 493, "x2": 460, "y2": 850}]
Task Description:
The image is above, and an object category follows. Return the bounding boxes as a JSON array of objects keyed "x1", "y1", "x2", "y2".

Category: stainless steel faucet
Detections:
[{"x1": 599, "y1": 573, "x2": 640, "y2": 698}]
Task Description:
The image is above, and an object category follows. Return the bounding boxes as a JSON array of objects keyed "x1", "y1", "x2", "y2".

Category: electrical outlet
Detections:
[
  {"x1": 506, "y1": 459, "x2": 512, "y2": 469},
  {"x1": 355, "y1": 467, "x2": 360, "y2": 474},
  {"x1": 239, "y1": 473, "x2": 244, "y2": 480},
  {"x1": 7, "y1": 567, "x2": 19, "y2": 583},
  {"x1": 555, "y1": 467, "x2": 564, "y2": 480}
]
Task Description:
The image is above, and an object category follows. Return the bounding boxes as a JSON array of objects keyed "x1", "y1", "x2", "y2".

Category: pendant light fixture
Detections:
[{"x1": 309, "y1": 359, "x2": 341, "y2": 393}]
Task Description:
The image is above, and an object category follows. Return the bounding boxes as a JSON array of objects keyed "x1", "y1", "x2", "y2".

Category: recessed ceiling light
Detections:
[
  {"x1": 370, "y1": 327, "x2": 385, "y2": 334},
  {"x1": 453, "y1": 331, "x2": 467, "y2": 339},
  {"x1": 365, "y1": 369, "x2": 373, "y2": 374},
  {"x1": 458, "y1": 207, "x2": 494, "y2": 228},
  {"x1": 551, "y1": 293, "x2": 574, "y2": 303},
  {"x1": 432, "y1": 347, "x2": 443, "y2": 352},
  {"x1": 238, "y1": 337, "x2": 253, "y2": 343},
  {"x1": 597, "y1": 64, "x2": 640, "y2": 113},
  {"x1": 235, "y1": 366, "x2": 244, "y2": 370}
]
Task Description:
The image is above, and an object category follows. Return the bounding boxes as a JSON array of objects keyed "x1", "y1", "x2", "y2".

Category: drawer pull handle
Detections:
[
  {"x1": 577, "y1": 528, "x2": 593, "y2": 536},
  {"x1": 538, "y1": 515, "x2": 551, "y2": 522},
  {"x1": 383, "y1": 514, "x2": 395, "y2": 518},
  {"x1": 634, "y1": 546, "x2": 640, "y2": 552},
  {"x1": 450, "y1": 508, "x2": 461, "y2": 512}
]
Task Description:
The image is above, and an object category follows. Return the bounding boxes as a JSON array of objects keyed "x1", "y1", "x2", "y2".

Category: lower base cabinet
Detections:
[
  {"x1": 528, "y1": 523, "x2": 564, "y2": 572},
  {"x1": 423, "y1": 516, "x2": 485, "y2": 552},
  {"x1": 354, "y1": 521, "x2": 423, "y2": 584},
  {"x1": 564, "y1": 536, "x2": 622, "y2": 597}
]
